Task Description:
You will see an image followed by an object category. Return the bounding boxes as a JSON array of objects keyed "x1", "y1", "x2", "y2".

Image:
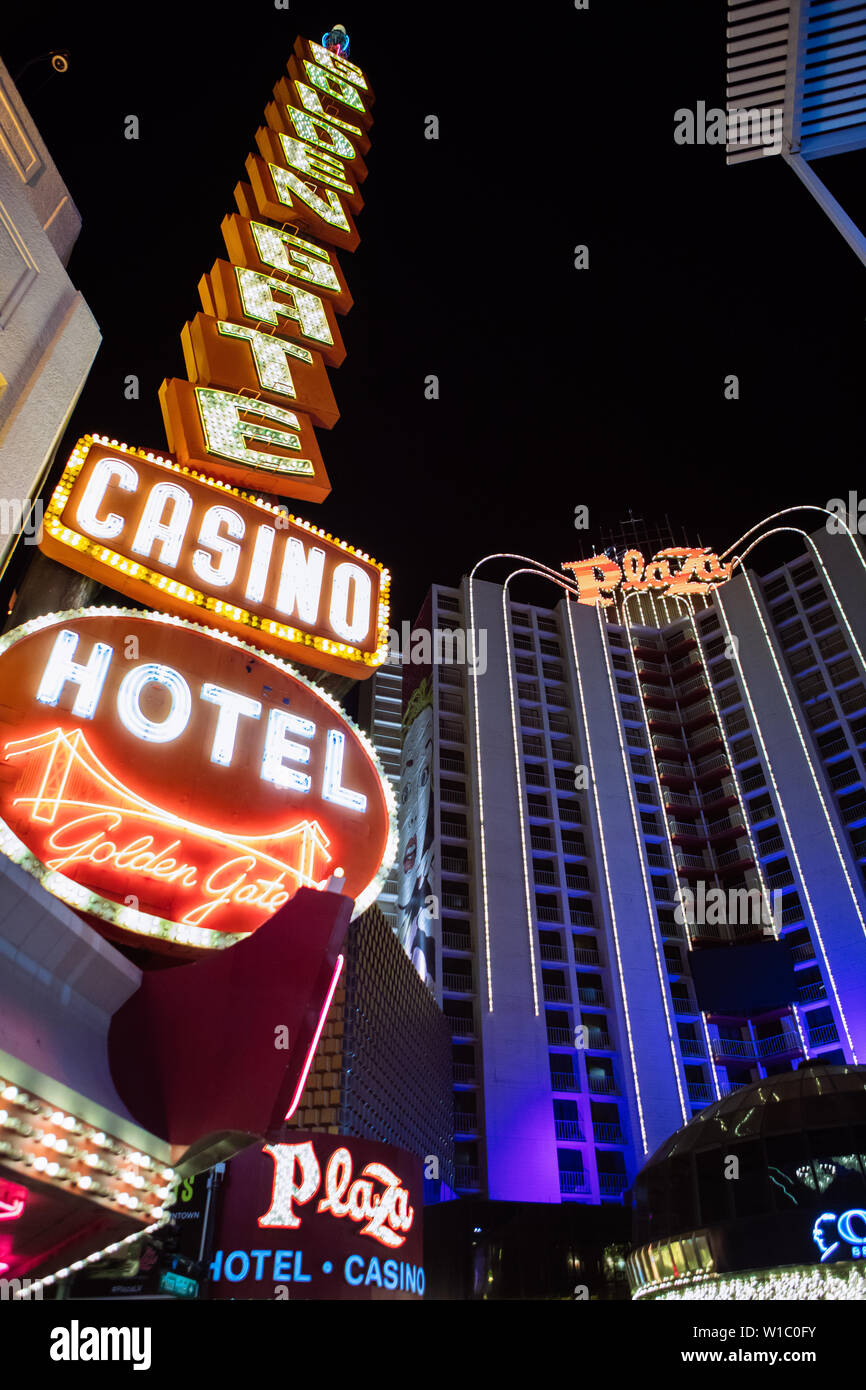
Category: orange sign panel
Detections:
[
  {"x1": 244, "y1": 152, "x2": 361, "y2": 253},
  {"x1": 159, "y1": 377, "x2": 331, "y2": 502},
  {"x1": 40, "y1": 438, "x2": 388, "y2": 677},
  {"x1": 221, "y1": 212, "x2": 354, "y2": 315},
  {"x1": 266, "y1": 77, "x2": 369, "y2": 180},
  {"x1": 199, "y1": 259, "x2": 346, "y2": 368},
  {"x1": 0, "y1": 610, "x2": 395, "y2": 951},
  {"x1": 181, "y1": 312, "x2": 339, "y2": 426}
]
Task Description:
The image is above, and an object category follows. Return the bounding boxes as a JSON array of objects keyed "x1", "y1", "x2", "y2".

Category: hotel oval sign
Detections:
[{"x1": 0, "y1": 609, "x2": 395, "y2": 952}]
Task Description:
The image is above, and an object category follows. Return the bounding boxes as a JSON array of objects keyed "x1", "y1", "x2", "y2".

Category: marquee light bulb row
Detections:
[{"x1": 0, "y1": 1074, "x2": 175, "y2": 1220}]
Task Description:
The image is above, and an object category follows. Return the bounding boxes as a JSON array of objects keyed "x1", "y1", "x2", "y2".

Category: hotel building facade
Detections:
[{"x1": 400, "y1": 519, "x2": 866, "y2": 1206}]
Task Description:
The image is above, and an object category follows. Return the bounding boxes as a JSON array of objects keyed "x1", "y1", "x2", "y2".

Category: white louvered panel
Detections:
[{"x1": 726, "y1": 0, "x2": 792, "y2": 162}]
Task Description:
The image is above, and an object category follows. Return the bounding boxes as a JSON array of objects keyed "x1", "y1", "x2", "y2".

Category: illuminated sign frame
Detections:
[
  {"x1": 40, "y1": 436, "x2": 390, "y2": 677},
  {"x1": 0, "y1": 608, "x2": 397, "y2": 952}
]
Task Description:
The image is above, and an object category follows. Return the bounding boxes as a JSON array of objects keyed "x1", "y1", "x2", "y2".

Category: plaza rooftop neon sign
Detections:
[
  {"x1": 562, "y1": 546, "x2": 731, "y2": 606},
  {"x1": 0, "y1": 609, "x2": 395, "y2": 950}
]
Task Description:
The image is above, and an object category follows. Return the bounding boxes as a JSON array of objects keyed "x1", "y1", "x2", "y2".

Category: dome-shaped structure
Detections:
[{"x1": 628, "y1": 1064, "x2": 866, "y2": 1299}]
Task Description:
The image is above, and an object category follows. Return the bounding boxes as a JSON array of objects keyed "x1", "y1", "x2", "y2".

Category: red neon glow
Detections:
[
  {"x1": 0, "y1": 1196, "x2": 25, "y2": 1222},
  {"x1": 284, "y1": 952, "x2": 344, "y2": 1120},
  {"x1": 5, "y1": 727, "x2": 334, "y2": 932}
]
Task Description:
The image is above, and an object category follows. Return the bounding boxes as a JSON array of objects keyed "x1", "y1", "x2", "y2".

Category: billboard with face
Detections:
[{"x1": 397, "y1": 653, "x2": 436, "y2": 984}]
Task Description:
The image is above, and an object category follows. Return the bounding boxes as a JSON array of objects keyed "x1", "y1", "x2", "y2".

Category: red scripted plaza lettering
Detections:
[{"x1": 258, "y1": 1141, "x2": 415, "y2": 1249}]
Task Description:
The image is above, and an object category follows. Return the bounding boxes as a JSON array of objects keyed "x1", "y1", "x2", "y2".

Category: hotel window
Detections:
[
  {"x1": 625, "y1": 728, "x2": 646, "y2": 749},
  {"x1": 511, "y1": 607, "x2": 531, "y2": 627},
  {"x1": 703, "y1": 635, "x2": 727, "y2": 660},
  {"x1": 770, "y1": 598, "x2": 798, "y2": 624},
  {"x1": 536, "y1": 616, "x2": 558, "y2": 634},
  {"x1": 710, "y1": 659, "x2": 735, "y2": 685},
  {"x1": 807, "y1": 605, "x2": 836, "y2": 635},
  {"x1": 641, "y1": 812, "x2": 661, "y2": 834},
  {"x1": 611, "y1": 655, "x2": 630, "y2": 672},
  {"x1": 438, "y1": 593, "x2": 460, "y2": 613},
  {"x1": 818, "y1": 629, "x2": 847, "y2": 660},
  {"x1": 513, "y1": 634, "x2": 533, "y2": 652},
  {"x1": 796, "y1": 671, "x2": 827, "y2": 703},
  {"x1": 539, "y1": 639, "x2": 561, "y2": 657},
  {"x1": 527, "y1": 793, "x2": 550, "y2": 816},
  {"x1": 828, "y1": 656, "x2": 858, "y2": 687},
  {"x1": 798, "y1": 582, "x2": 825, "y2": 610},
  {"x1": 790, "y1": 560, "x2": 817, "y2": 586},
  {"x1": 616, "y1": 678, "x2": 635, "y2": 696},
  {"x1": 515, "y1": 657, "x2": 535, "y2": 675},
  {"x1": 763, "y1": 575, "x2": 789, "y2": 601},
  {"x1": 518, "y1": 681, "x2": 540, "y2": 702},
  {"x1": 779, "y1": 620, "x2": 807, "y2": 650},
  {"x1": 699, "y1": 611, "x2": 720, "y2": 635}
]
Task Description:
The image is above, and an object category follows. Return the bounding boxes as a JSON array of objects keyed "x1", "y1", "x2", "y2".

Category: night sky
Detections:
[{"x1": 3, "y1": 1, "x2": 865, "y2": 626}]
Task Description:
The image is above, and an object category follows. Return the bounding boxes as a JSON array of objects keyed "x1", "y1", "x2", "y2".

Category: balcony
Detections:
[
  {"x1": 665, "y1": 789, "x2": 699, "y2": 812},
  {"x1": 559, "y1": 1170, "x2": 589, "y2": 1193},
  {"x1": 547, "y1": 1027, "x2": 573, "y2": 1046},
  {"x1": 672, "y1": 995, "x2": 698, "y2": 1015},
  {"x1": 537, "y1": 905, "x2": 562, "y2": 923},
  {"x1": 652, "y1": 735, "x2": 686, "y2": 757},
  {"x1": 658, "y1": 760, "x2": 691, "y2": 783},
  {"x1": 682, "y1": 699, "x2": 717, "y2": 730},
  {"x1": 570, "y1": 906, "x2": 596, "y2": 928},
  {"x1": 540, "y1": 943, "x2": 565, "y2": 962},
  {"x1": 781, "y1": 903, "x2": 805, "y2": 926},
  {"x1": 676, "y1": 673, "x2": 709, "y2": 703},
  {"x1": 555, "y1": 1120, "x2": 585, "y2": 1142},
  {"x1": 443, "y1": 931, "x2": 472, "y2": 951},
  {"x1": 442, "y1": 854, "x2": 470, "y2": 874},
  {"x1": 453, "y1": 1064, "x2": 476, "y2": 1084},
  {"x1": 565, "y1": 873, "x2": 592, "y2": 893},
  {"x1": 715, "y1": 845, "x2": 755, "y2": 873},
  {"x1": 442, "y1": 817, "x2": 468, "y2": 839},
  {"x1": 454, "y1": 1165, "x2": 480, "y2": 1188},
  {"x1": 799, "y1": 982, "x2": 827, "y2": 1003},
  {"x1": 688, "y1": 724, "x2": 723, "y2": 752},
  {"x1": 637, "y1": 659, "x2": 667, "y2": 677},
  {"x1": 693, "y1": 752, "x2": 730, "y2": 781},
  {"x1": 790, "y1": 942, "x2": 815, "y2": 964},
  {"x1": 534, "y1": 869, "x2": 558, "y2": 886},
  {"x1": 755, "y1": 1030, "x2": 803, "y2": 1059},
  {"x1": 550, "y1": 1072, "x2": 580, "y2": 1092},
  {"x1": 706, "y1": 811, "x2": 747, "y2": 838},
  {"x1": 711, "y1": 1036, "x2": 754, "y2": 1061},
  {"x1": 669, "y1": 818, "x2": 705, "y2": 841},
  {"x1": 687, "y1": 1082, "x2": 713, "y2": 1104},
  {"x1": 809, "y1": 1023, "x2": 840, "y2": 1048},
  {"x1": 543, "y1": 983, "x2": 571, "y2": 1004},
  {"x1": 643, "y1": 681, "x2": 676, "y2": 702},
  {"x1": 702, "y1": 778, "x2": 739, "y2": 808},
  {"x1": 588, "y1": 1074, "x2": 618, "y2": 1095},
  {"x1": 530, "y1": 832, "x2": 554, "y2": 851},
  {"x1": 447, "y1": 1014, "x2": 476, "y2": 1038},
  {"x1": 442, "y1": 891, "x2": 471, "y2": 912},
  {"x1": 593, "y1": 1123, "x2": 626, "y2": 1145},
  {"x1": 598, "y1": 1173, "x2": 629, "y2": 1196},
  {"x1": 679, "y1": 1038, "x2": 706, "y2": 1059},
  {"x1": 673, "y1": 849, "x2": 709, "y2": 874},
  {"x1": 453, "y1": 1112, "x2": 478, "y2": 1134},
  {"x1": 443, "y1": 972, "x2": 474, "y2": 993},
  {"x1": 573, "y1": 947, "x2": 601, "y2": 967},
  {"x1": 577, "y1": 985, "x2": 606, "y2": 1006},
  {"x1": 440, "y1": 755, "x2": 466, "y2": 774}
]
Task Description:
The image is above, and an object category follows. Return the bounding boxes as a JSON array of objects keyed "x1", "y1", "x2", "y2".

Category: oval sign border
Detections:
[{"x1": 0, "y1": 606, "x2": 397, "y2": 951}]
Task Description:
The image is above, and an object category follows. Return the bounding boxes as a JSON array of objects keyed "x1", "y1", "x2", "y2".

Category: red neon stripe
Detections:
[{"x1": 284, "y1": 953, "x2": 344, "y2": 1120}]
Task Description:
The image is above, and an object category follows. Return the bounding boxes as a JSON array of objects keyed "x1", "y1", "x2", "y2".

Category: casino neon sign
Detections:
[
  {"x1": 812, "y1": 1209, "x2": 866, "y2": 1262},
  {"x1": 0, "y1": 610, "x2": 395, "y2": 950},
  {"x1": 562, "y1": 546, "x2": 731, "y2": 607}
]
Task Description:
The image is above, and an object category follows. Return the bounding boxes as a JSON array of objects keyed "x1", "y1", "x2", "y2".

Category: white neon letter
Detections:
[
  {"x1": 245, "y1": 524, "x2": 276, "y2": 605},
  {"x1": 201, "y1": 683, "x2": 262, "y2": 766},
  {"x1": 117, "y1": 664, "x2": 192, "y2": 744},
  {"x1": 322, "y1": 729, "x2": 366, "y2": 812},
  {"x1": 329, "y1": 561, "x2": 372, "y2": 643},
  {"x1": 35, "y1": 629, "x2": 113, "y2": 720},
  {"x1": 75, "y1": 456, "x2": 138, "y2": 541},
  {"x1": 191, "y1": 506, "x2": 245, "y2": 588},
  {"x1": 130, "y1": 482, "x2": 193, "y2": 568},
  {"x1": 258, "y1": 1142, "x2": 321, "y2": 1229},
  {"x1": 262, "y1": 708, "x2": 316, "y2": 791},
  {"x1": 275, "y1": 538, "x2": 325, "y2": 624}
]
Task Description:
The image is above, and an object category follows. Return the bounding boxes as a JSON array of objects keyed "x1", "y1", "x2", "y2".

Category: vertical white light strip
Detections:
[
  {"x1": 620, "y1": 598, "x2": 721, "y2": 1102},
  {"x1": 715, "y1": 583, "x2": 857, "y2": 1061},
  {"x1": 467, "y1": 553, "x2": 586, "y2": 1017},
  {"x1": 468, "y1": 570, "x2": 495, "y2": 1012},
  {"x1": 501, "y1": 573, "x2": 540, "y2": 1016},
  {"x1": 565, "y1": 597, "x2": 652, "y2": 1151},
  {"x1": 594, "y1": 600, "x2": 689, "y2": 1131}
]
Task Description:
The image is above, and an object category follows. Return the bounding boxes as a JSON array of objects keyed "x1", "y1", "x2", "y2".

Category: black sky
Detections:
[{"x1": 3, "y1": 1, "x2": 865, "y2": 624}]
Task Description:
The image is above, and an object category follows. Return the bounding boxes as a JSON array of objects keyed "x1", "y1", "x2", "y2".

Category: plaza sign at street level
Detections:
[
  {"x1": 40, "y1": 438, "x2": 389, "y2": 677},
  {"x1": 0, "y1": 609, "x2": 395, "y2": 952}
]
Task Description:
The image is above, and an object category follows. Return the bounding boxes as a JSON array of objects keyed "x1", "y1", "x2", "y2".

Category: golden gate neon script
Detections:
[{"x1": 0, "y1": 611, "x2": 395, "y2": 950}]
